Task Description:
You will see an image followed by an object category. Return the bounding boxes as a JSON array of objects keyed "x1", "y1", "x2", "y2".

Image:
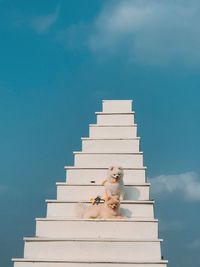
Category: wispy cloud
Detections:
[
  {"x1": 14, "y1": 6, "x2": 60, "y2": 34},
  {"x1": 59, "y1": 0, "x2": 200, "y2": 66},
  {"x1": 150, "y1": 172, "x2": 200, "y2": 201},
  {"x1": 0, "y1": 185, "x2": 8, "y2": 195},
  {"x1": 89, "y1": 0, "x2": 200, "y2": 65},
  {"x1": 57, "y1": 22, "x2": 90, "y2": 49},
  {"x1": 30, "y1": 6, "x2": 60, "y2": 34},
  {"x1": 188, "y1": 239, "x2": 200, "y2": 250},
  {"x1": 0, "y1": 184, "x2": 20, "y2": 197},
  {"x1": 159, "y1": 220, "x2": 185, "y2": 232}
]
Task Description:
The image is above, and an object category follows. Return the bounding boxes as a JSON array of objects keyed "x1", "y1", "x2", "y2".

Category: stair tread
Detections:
[
  {"x1": 89, "y1": 124, "x2": 137, "y2": 127},
  {"x1": 46, "y1": 199, "x2": 154, "y2": 203},
  {"x1": 13, "y1": 258, "x2": 168, "y2": 263},
  {"x1": 35, "y1": 218, "x2": 158, "y2": 222},
  {"x1": 56, "y1": 182, "x2": 150, "y2": 186},
  {"x1": 95, "y1": 112, "x2": 135, "y2": 115},
  {"x1": 64, "y1": 166, "x2": 147, "y2": 169},
  {"x1": 24, "y1": 237, "x2": 163, "y2": 242},
  {"x1": 81, "y1": 137, "x2": 140, "y2": 140},
  {"x1": 73, "y1": 152, "x2": 143, "y2": 154}
]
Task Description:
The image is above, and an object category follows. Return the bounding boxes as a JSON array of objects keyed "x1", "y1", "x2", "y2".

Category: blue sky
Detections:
[{"x1": 0, "y1": 0, "x2": 200, "y2": 266}]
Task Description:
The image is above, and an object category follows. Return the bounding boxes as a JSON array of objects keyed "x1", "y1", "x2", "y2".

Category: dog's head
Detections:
[
  {"x1": 107, "y1": 166, "x2": 124, "y2": 183},
  {"x1": 105, "y1": 196, "x2": 120, "y2": 211}
]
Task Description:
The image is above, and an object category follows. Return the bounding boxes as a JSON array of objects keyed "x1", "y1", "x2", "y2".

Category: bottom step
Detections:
[{"x1": 13, "y1": 259, "x2": 168, "y2": 267}]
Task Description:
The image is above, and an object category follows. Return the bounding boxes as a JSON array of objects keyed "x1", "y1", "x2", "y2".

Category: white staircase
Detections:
[{"x1": 13, "y1": 100, "x2": 168, "y2": 267}]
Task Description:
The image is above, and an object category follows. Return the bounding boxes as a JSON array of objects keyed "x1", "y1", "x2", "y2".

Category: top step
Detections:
[{"x1": 102, "y1": 100, "x2": 133, "y2": 113}]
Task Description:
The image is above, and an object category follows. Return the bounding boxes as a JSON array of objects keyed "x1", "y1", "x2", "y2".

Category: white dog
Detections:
[{"x1": 102, "y1": 166, "x2": 124, "y2": 201}]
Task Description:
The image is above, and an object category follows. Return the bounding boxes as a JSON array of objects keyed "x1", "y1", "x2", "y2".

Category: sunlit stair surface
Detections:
[{"x1": 12, "y1": 100, "x2": 168, "y2": 266}]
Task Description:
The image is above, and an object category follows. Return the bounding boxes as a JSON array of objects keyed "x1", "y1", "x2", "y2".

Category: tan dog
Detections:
[
  {"x1": 77, "y1": 196, "x2": 125, "y2": 219},
  {"x1": 102, "y1": 166, "x2": 124, "y2": 201}
]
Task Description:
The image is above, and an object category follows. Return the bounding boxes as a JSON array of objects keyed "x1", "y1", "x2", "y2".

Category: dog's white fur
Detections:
[
  {"x1": 102, "y1": 166, "x2": 124, "y2": 200},
  {"x1": 76, "y1": 196, "x2": 125, "y2": 219}
]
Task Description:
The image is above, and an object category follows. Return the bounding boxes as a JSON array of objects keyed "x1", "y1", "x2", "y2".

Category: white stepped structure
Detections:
[{"x1": 13, "y1": 100, "x2": 168, "y2": 267}]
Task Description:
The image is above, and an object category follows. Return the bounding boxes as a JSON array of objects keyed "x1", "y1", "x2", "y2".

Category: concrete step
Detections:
[
  {"x1": 73, "y1": 152, "x2": 143, "y2": 168},
  {"x1": 81, "y1": 138, "x2": 140, "y2": 153},
  {"x1": 23, "y1": 238, "x2": 163, "y2": 261},
  {"x1": 46, "y1": 200, "x2": 154, "y2": 218},
  {"x1": 102, "y1": 100, "x2": 133, "y2": 113},
  {"x1": 65, "y1": 167, "x2": 147, "y2": 184},
  {"x1": 35, "y1": 218, "x2": 158, "y2": 239},
  {"x1": 13, "y1": 258, "x2": 168, "y2": 267},
  {"x1": 56, "y1": 183, "x2": 150, "y2": 201},
  {"x1": 89, "y1": 125, "x2": 137, "y2": 138},
  {"x1": 96, "y1": 112, "x2": 135, "y2": 125}
]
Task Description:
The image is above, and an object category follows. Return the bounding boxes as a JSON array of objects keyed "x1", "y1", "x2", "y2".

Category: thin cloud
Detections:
[
  {"x1": 57, "y1": 22, "x2": 90, "y2": 49},
  {"x1": 30, "y1": 6, "x2": 60, "y2": 34},
  {"x1": 150, "y1": 172, "x2": 200, "y2": 201},
  {"x1": 59, "y1": 0, "x2": 200, "y2": 66},
  {"x1": 188, "y1": 239, "x2": 200, "y2": 250},
  {"x1": 0, "y1": 185, "x2": 8, "y2": 195},
  {"x1": 0, "y1": 184, "x2": 20, "y2": 197},
  {"x1": 14, "y1": 6, "x2": 60, "y2": 34},
  {"x1": 159, "y1": 220, "x2": 185, "y2": 232}
]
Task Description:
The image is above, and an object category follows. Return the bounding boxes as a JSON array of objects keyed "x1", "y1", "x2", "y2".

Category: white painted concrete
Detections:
[
  {"x1": 89, "y1": 125, "x2": 137, "y2": 138},
  {"x1": 96, "y1": 113, "x2": 135, "y2": 125},
  {"x1": 36, "y1": 219, "x2": 158, "y2": 239},
  {"x1": 56, "y1": 184, "x2": 150, "y2": 201},
  {"x1": 102, "y1": 100, "x2": 133, "y2": 113},
  {"x1": 46, "y1": 200, "x2": 154, "y2": 218},
  {"x1": 24, "y1": 238, "x2": 162, "y2": 261},
  {"x1": 82, "y1": 138, "x2": 140, "y2": 153},
  {"x1": 74, "y1": 153, "x2": 143, "y2": 168},
  {"x1": 65, "y1": 167, "x2": 147, "y2": 184}
]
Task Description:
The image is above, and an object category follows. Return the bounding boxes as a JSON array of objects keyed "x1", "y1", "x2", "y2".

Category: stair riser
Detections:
[
  {"x1": 103, "y1": 100, "x2": 132, "y2": 113},
  {"x1": 82, "y1": 139, "x2": 140, "y2": 153},
  {"x1": 66, "y1": 169, "x2": 146, "y2": 184},
  {"x1": 89, "y1": 126, "x2": 137, "y2": 138},
  {"x1": 57, "y1": 185, "x2": 150, "y2": 201},
  {"x1": 24, "y1": 241, "x2": 161, "y2": 261},
  {"x1": 36, "y1": 220, "x2": 158, "y2": 239},
  {"x1": 46, "y1": 203, "x2": 154, "y2": 218},
  {"x1": 97, "y1": 114, "x2": 134, "y2": 125},
  {"x1": 74, "y1": 154, "x2": 143, "y2": 168},
  {"x1": 14, "y1": 263, "x2": 167, "y2": 267}
]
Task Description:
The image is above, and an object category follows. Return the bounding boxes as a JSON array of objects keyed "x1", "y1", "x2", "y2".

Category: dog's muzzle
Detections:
[{"x1": 114, "y1": 175, "x2": 120, "y2": 181}]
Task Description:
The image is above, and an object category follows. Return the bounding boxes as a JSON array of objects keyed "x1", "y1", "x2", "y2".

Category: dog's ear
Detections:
[
  {"x1": 113, "y1": 195, "x2": 119, "y2": 200},
  {"x1": 118, "y1": 166, "x2": 123, "y2": 170},
  {"x1": 109, "y1": 166, "x2": 114, "y2": 171}
]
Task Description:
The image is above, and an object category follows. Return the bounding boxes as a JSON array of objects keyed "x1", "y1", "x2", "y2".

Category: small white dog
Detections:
[
  {"x1": 76, "y1": 196, "x2": 125, "y2": 219},
  {"x1": 102, "y1": 166, "x2": 124, "y2": 201}
]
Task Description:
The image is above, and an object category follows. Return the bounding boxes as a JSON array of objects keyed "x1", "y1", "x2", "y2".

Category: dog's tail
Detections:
[{"x1": 74, "y1": 203, "x2": 86, "y2": 218}]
